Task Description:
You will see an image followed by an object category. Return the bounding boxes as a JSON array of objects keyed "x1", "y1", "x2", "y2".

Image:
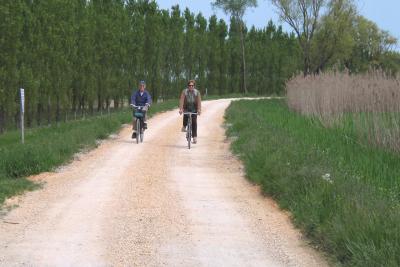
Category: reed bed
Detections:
[{"x1": 287, "y1": 71, "x2": 400, "y2": 151}]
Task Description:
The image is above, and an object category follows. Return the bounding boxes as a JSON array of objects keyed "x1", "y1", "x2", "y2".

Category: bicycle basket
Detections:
[{"x1": 135, "y1": 112, "x2": 144, "y2": 118}]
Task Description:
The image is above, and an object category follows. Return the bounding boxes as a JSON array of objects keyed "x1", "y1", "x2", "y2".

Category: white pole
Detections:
[{"x1": 20, "y1": 88, "x2": 25, "y2": 144}]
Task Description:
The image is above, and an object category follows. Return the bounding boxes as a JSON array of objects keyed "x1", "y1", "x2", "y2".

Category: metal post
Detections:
[{"x1": 20, "y1": 88, "x2": 25, "y2": 144}]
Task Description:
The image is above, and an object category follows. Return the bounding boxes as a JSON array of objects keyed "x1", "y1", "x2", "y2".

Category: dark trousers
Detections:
[{"x1": 183, "y1": 114, "x2": 197, "y2": 137}]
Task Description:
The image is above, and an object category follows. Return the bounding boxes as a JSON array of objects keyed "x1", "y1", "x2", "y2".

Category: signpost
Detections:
[{"x1": 20, "y1": 88, "x2": 25, "y2": 144}]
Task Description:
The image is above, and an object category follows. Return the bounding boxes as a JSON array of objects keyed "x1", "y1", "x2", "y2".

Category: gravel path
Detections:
[{"x1": 0, "y1": 99, "x2": 328, "y2": 266}]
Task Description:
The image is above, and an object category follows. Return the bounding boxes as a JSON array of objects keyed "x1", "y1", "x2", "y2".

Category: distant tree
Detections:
[
  {"x1": 194, "y1": 13, "x2": 208, "y2": 91},
  {"x1": 272, "y1": 0, "x2": 399, "y2": 75},
  {"x1": 183, "y1": 8, "x2": 196, "y2": 80},
  {"x1": 311, "y1": 0, "x2": 357, "y2": 73},
  {"x1": 270, "y1": 0, "x2": 325, "y2": 75},
  {"x1": 227, "y1": 17, "x2": 242, "y2": 93},
  {"x1": 347, "y1": 16, "x2": 398, "y2": 72},
  {"x1": 169, "y1": 5, "x2": 185, "y2": 97},
  {"x1": 212, "y1": 0, "x2": 258, "y2": 94},
  {"x1": 207, "y1": 15, "x2": 220, "y2": 95},
  {"x1": 217, "y1": 19, "x2": 229, "y2": 95},
  {"x1": 159, "y1": 9, "x2": 172, "y2": 99}
]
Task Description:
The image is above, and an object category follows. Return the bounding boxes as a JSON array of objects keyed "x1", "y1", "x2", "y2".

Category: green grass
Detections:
[
  {"x1": 0, "y1": 100, "x2": 178, "y2": 204},
  {"x1": 203, "y1": 92, "x2": 260, "y2": 100},
  {"x1": 225, "y1": 99, "x2": 400, "y2": 266}
]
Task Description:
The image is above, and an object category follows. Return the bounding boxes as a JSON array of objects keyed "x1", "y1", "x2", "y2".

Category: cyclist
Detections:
[
  {"x1": 131, "y1": 80, "x2": 152, "y2": 139},
  {"x1": 179, "y1": 79, "x2": 202, "y2": 144}
]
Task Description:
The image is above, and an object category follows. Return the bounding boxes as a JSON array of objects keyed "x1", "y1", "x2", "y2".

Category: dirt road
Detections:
[{"x1": 0, "y1": 99, "x2": 327, "y2": 266}]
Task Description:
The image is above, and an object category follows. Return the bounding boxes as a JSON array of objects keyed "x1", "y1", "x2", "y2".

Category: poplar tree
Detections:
[
  {"x1": 0, "y1": 0, "x2": 24, "y2": 132},
  {"x1": 183, "y1": 8, "x2": 196, "y2": 80},
  {"x1": 217, "y1": 19, "x2": 228, "y2": 95},
  {"x1": 212, "y1": 0, "x2": 258, "y2": 94},
  {"x1": 207, "y1": 15, "x2": 221, "y2": 96},
  {"x1": 194, "y1": 13, "x2": 208, "y2": 91}
]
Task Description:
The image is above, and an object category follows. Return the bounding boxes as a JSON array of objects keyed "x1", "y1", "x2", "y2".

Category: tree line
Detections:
[
  {"x1": 0, "y1": 0, "x2": 300, "y2": 132},
  {"x1": 1, "y1": 0, "x2": 399, "y2": 133}
]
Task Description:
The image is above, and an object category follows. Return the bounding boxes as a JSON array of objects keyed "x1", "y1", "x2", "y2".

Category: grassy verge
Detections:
[
  {"x1": 0, "y1": 100, "x2": 178, "y2": 204},
  {"x1": 203, "y1": 93, "x2": 259, "y2": 100},
  {"x1": 225, "y1": 99, "x2": 400, "y2": 266}
]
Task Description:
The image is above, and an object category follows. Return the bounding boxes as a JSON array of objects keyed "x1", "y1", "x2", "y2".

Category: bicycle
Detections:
[
  {"x1": 131, "y1": 104, "x2": 148, "y2": 144},
  {"x1": 182, "y1": 112, "x2": 197, "y2": 149}
]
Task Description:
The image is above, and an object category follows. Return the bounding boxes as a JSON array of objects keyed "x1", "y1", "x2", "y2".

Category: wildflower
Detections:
[{"x1": 322, "y1": 173, "x2": 333, "y2": 184}]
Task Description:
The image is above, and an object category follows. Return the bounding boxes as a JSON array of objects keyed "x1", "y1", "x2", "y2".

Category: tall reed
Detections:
[{"x1": 287, "y1": 71, "x2": 400, "y2": 151}]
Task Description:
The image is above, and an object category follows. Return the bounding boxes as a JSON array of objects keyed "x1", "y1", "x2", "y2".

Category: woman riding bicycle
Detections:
[
  {"x1": 179, "y1": 79, "x2": 202, "y2": 144},
  {"x1": 131, "y1": 80, "x2": 152, "y2": 139}
]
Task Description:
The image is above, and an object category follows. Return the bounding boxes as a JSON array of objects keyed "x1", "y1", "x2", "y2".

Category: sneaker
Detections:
[
  {"x1": 144, "y1": 123, "x2": 148, "y2": 129},
  {"x1": 192, "y1": 137, "x2": 197, "y2": 144},
  {"x1": 131, "y1": 132, "x2": 136, "y2": 139},
  {"x1": 181, "y1": 126, "x2": 187, "y2": 132}
]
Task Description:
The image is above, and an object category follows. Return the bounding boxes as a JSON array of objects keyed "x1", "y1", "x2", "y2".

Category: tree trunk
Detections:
[
  {"x1": 89, "y1": 100, "x2": 94, "y2": 115},
  {"x1": 26, "y1": 99, "x2": 32, "y2": 127},
  {"x1": 56, "y1": 95, "x2": 60, "y2": 122},
  {"x1": 114, "y1": 98, "x2": 119, "y2": 109},
  {"x1": 15, "y1": 110, "x2": 19, "y2": 129},
  {"x1": 72, "y1": 89, "x2": 77, "y2": 116},
  {"x1": 106, "y1": 97, "x2": 110, "y2": 109},
  {"x1": 79, "y1": 96, "x2": 85, "y2": 116},
  {"x1": 303, "y1": 56, "x2": 309, "y2": 76},
  {"x1": 97, "y1": 93, "x2": 102, "y2": 112},
  {"x1": 47, "y1": 95, "x2": 51, "y2": 125},
  {"x1": 37, "y1": 102, "x2": 42, "y2": 126},
  {"x1": 0, "y1": 106, "x2": 5, "y2": 134},
  {"x1": 303, "y1": 43, "x2": 311, "y2": 76},
  {"x1": 239, "y1": 21, "x2": 247, "y2": 94}
]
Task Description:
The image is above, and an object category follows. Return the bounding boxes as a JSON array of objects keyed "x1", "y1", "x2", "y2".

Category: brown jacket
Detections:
[{"x1": 179, "y1": 88, "x2": 201, "y2": 113}]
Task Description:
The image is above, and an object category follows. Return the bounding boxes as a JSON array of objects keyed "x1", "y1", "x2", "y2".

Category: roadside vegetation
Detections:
[
  {"x1": 226, "y1": 96, "x2": 400, "y2": 265},
  {"x1": 203, "y1": 92, "x2": 262, "y2": 100},
  {"x1": 0, "y1": 100, "x2": 178, "y2": 204},
  {"x1": 287, "y1": 70, "x2": 400, "y2": 152}
]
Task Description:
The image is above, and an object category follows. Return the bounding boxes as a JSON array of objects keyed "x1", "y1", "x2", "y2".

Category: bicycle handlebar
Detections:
[
  {"x1": 182, "y1": 112, "x2": 197, "y2": 115},
  {"x1": 130, "y1": 104, "x2": 149, "y2": 110}
]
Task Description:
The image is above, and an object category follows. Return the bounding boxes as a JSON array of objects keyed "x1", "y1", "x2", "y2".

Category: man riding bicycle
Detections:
[
  {"x1": 179, "y1": 79, "x2": 202, "y2": 144},
  {"x1": 131, "y1": 80, "x2": 152, "y2": 139}
]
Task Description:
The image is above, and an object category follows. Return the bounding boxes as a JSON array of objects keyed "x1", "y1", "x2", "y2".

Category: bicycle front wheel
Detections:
[
  {"x1": 187, "y1": 121, "x2": 191, "y2": 149},
  {"x1": 140, "y1": 119, "x2": 144, "y2": 143},
  {"x1": 136, "y1": 119, "x2": 140, "y2": 144}
]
